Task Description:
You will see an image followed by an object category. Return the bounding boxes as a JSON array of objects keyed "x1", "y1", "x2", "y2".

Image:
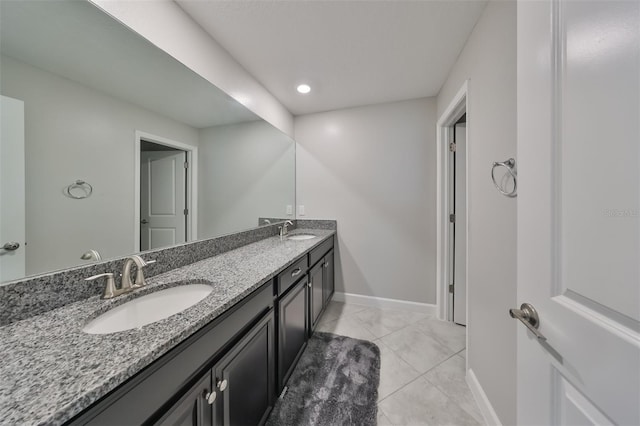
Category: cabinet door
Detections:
[
  {"x1": 322, "y1": 251, "x2": 334, "y2": 307},
  {"x1": 156, "y1": 374, "x2": 213, "y2": 426},
  {"x1": 309, "y1": 262, "x2": 324, "y2": 332},
  {"x1": 213, "y1": 313, "x2": 275, "y2": 426},
  {"x1": 278, "y1": 278, "x2": 308, "y2": 390}
]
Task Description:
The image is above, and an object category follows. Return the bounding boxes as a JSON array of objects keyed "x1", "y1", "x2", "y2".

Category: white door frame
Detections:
[
  {"x1": 436, "y1": 81, "x2": 469, "y2": 324},
  {"x1": 134, "y1": 130, "x2": 198, "y2": 252}
]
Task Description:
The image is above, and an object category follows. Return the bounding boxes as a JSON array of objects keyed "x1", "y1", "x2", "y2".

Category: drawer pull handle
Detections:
[
  {"x1": 205, "y1": 391, "x2": 217, "y2": 404},
  {"x1": 291, "y1": 268, "x2": 302, "y2": 277},
  {"x1": 217, "y1": 379, "x2": 228, "y2": 392}
]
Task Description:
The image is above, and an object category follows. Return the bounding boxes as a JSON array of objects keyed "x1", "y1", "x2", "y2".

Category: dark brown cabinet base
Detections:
[
  {"x1": 277, "y1": 278, "x2": 308, "y2": 391},
  {"x1": 157, "y1": 312, "x2": 275, "y2": 426},
  {"x1": 213, "y1": 313, "x2": 275, "y2": 426}
]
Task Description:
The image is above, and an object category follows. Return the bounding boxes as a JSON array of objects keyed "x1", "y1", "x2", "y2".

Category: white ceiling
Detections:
[{"x1": 175, "y1": 0, "x2": 488, "y2": 116}]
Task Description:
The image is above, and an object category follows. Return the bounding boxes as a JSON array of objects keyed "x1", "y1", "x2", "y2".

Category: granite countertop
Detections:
[{"x1": 0, "y1": 229, "x2": 335, "y2": 425}]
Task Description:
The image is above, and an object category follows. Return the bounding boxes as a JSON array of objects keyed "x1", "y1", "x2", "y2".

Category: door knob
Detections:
[
  {"x1": 2, "y1": 242, "x2": 20, "y2": 251},
  {"x1": 140, "y1": 219, "x2": 149, "y2": 224},
  {"x1": 509, "y1": 303, "x2": 547, "y2": 341}
]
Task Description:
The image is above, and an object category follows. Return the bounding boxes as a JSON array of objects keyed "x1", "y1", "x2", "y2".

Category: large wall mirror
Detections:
[{"x1": 0, "y1": 0, "x2": 295, "y2": 283}]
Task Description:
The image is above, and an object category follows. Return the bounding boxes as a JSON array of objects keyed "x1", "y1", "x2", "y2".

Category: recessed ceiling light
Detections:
[{"x1": 296, "y1": 84, "x2": 311, "y2": 94}]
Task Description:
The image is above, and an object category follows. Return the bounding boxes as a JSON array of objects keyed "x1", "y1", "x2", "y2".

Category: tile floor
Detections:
[{"x1": 316, "y1": 301, "x2": 483, "y2": 426}]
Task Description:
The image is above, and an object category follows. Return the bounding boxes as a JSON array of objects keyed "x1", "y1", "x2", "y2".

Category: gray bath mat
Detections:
[{"x1": 266, "y1": 332, "x2": 380, "y2": 426}]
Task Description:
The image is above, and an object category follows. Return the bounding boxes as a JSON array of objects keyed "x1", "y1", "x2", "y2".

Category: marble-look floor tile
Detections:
[
  {"x1": 423, "y1": 354, "x2": 483, "y2": 423},
  {"x1": 375, "y1": 340, "x2": 422, "y2": 400},
  {"x1": 315, "y1": 314, "x2": 377, "y2": 341},
  {"x1": 378, "y1": 377, "x2": 480, "y2": 426},
  {"x1": 379, "y1": 325, "x2": 454, "y2": 373},
  {"x1": 354, "y1": 308, "x2": 431, "y2": 338},
  {"x1": 377, "y1": 409, "x2": 395, "y2": 426},
  {"x1": 322, "y1": 301, "x2": 368, "y2": 322},
  {"x1": 414, "y1": 317, "x2": 466, "y2": 353}
]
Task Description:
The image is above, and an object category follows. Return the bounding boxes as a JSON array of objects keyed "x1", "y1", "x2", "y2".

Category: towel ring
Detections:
[
  {"x1": 65, "y1": 180, "x2": 93, "y2": 199},
  {"x1": 491, "y1": 158, "x2": 517, "y2": 198}
]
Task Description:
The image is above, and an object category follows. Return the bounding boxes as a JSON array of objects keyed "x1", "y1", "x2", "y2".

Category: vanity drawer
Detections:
[
  {"x1": 277, "y1": 256, "x2": 308, "y2": 295},
  {"x1": 309, "y1": 236, "x2": 334, "y2": 267}
]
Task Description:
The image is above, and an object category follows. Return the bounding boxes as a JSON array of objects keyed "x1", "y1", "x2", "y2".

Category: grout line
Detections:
[
  {"x1": 377, "y1": 370, "x2": 426, "y2": 404},
  {"x1": 339, "y1": 299, "x2": 480, "y2": 422}
]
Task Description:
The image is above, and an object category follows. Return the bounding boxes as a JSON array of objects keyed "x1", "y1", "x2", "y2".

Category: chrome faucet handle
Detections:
[
  {"x1": 282, "y1": 220, "x2": 294, "y2": 237},
  {"x1": 85, "y1": 273, "x2": 117, "y2": 299},
  {"x1": 132, "y1": 256, "x2": 156, "y2": 288}
]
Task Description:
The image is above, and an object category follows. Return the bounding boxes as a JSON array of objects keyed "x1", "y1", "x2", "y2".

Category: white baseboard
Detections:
[
  {"x1": 466, "y1": 368, "x2": 502, "y2": 426},
  {"x1": 332, "y1": 292, "x2": 436, "y2": 315}
]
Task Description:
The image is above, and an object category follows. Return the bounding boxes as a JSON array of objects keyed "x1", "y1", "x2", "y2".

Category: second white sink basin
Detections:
[
  {"x1": 83, "y1": 284, "x2": 213, "y2": 334},
  {"x1": 287, "y1": 234, "x2": 317, "y2": 241}
]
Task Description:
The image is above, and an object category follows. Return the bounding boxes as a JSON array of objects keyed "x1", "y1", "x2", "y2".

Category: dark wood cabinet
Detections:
[
  {"x1": 157, "y1": 312, "x2": 275, "y2": 426},
  {"x1": 156, "y1": 374, "x2": 213, "y2": 426},
  {"x1": 277, "y1": 278, "x2": 308, "y2": 390},
  {"x1": 213, "y1": 313, "x2": 275, "y2": 426},
  {"x1": 322, "y1": 250, "x2": 334, "y2": 307},
  {"x1": 308, "y1": 243, "x2": 335, "y2": 335},
  {"x1": 309, "y1": 262, "x2": 324, "y2": 333}
]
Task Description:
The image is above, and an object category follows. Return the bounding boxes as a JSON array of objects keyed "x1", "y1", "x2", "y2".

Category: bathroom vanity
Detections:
[
  {"x1": 0, "y1": 1, "x2": 335, "y2": 423},
  {"x1": 0, "y1": 227, "x2": 335, "y2": 425}
]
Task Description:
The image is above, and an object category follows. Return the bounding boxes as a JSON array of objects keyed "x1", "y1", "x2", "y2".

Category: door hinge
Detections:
[
  {"x1": 184, "y1": 161, "x2": 189, "y2": 169},
  {"x1": 184, "y1": 208, "x2": 189, "y2": 215},
  {"x1": 449, "y1": 213, "x2": 456, "y2": 223},
  {"x1": 449, "y1": 142, "x2": 456, "y2": 152},
  {"x1": 449, "y1": 284, "x2": 454, "y2": 294}
]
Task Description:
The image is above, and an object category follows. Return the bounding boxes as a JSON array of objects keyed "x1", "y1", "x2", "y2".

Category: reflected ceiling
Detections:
[{"x1": 1, "y1": 0, "x2": 258, "y2": 128}]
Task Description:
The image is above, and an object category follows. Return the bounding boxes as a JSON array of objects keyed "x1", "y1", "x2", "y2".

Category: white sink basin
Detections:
[
  {"x1": 287, "y1": 234, "x2": 317, "y2": 241},
  {"x1": 83, "y1": 284, "x2": 213, "y2": 334}
]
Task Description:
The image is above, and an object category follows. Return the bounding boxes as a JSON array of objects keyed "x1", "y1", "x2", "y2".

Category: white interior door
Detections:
[
  {"x1": 517, "y1": 1, "x2": 639, "y2": 425},
  {"x1": 454, "y1": 123, "x2": 467, "y2": 326},
  {"x1": 0, "y1": 96, "x2": 26, "y2": 281},
  {"x1": 140, "y1": 150, "x2": 186, "y2": 251}
]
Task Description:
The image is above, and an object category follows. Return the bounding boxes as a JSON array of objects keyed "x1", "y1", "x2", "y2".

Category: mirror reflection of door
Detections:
[
  {"x1": 0, "y1": 95, "x2": 26, "y2": 281},
  {"x1": 140, "y1": 141, "x2": 188, "y2": 251}
]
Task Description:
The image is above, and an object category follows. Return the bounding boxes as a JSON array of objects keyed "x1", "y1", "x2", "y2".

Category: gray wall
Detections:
[
  {"x1": 198, "y1": 121, "x2": 295, "y2": 238},
  {"x1": 436, "y1": 1, "x2": 517, "y2": 424},
  {"x1": 295, "y1": 97, "x2": 437, "y2": 304},
  {"x1": 1, "y1": 55, "x2": 199, "y2": 275}
]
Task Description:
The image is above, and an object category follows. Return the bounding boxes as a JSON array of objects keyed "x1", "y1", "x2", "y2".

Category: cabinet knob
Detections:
[
  {"x1": 307, "y1": 281, "x2": 312, "y2": 288},
  {"x1": 217, "y1": 379, "x2": 228, "y2": 392},
  {"x1": 324, "y1": 261, "x2": 329, "y2": 268},
  {"x1": 205, "y1": 391, "x2": 217, "y2": 404}
]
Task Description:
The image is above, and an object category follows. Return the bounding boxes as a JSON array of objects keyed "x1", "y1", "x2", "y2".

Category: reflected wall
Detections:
[{"x1": 0, "y1": 0, "x2": 295, "y2": 282}]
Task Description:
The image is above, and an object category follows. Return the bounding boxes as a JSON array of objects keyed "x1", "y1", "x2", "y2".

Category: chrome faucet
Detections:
[
  {"x1": 85, "y1": 255, "x2": 156, "y2": 299},
  {"x1": 121, "y1": 255, "x2": 155, "y2": 289},
  {"x1": 279, "y1": 220, "x2": 294, "y2": 240},
  {"x1": 85, "y1": 272, "x2": 132, "y2": 299}
]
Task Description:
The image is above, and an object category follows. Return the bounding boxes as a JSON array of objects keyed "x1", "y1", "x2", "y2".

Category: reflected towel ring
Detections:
[
  {"x1": 491, "y1": 158, "x2": 517, "y2": 198},
  {"x1": 65, "y1": 180, "x2": 93, "y2": 199}
]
